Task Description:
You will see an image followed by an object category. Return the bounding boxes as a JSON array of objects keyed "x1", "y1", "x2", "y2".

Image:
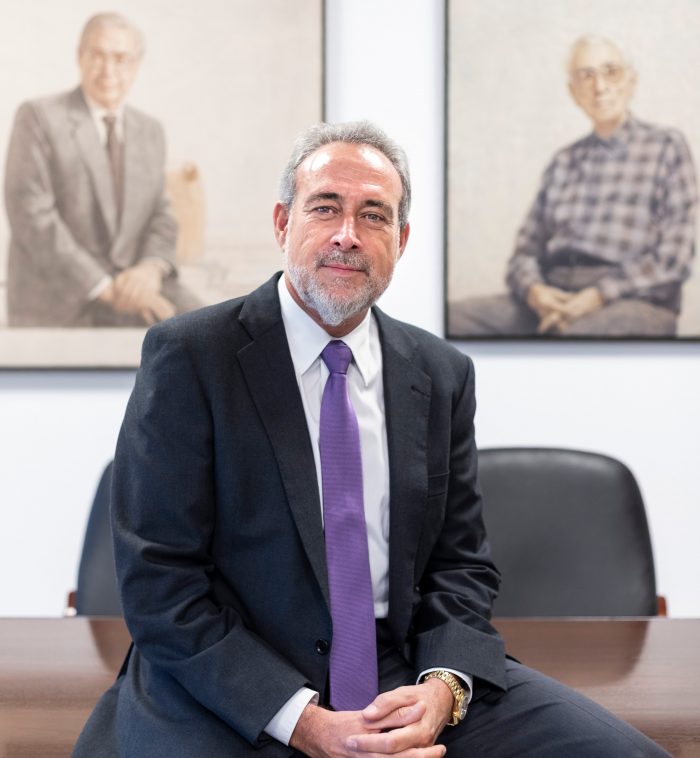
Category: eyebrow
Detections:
[
  {"x1": 303, "y1": 192, "x2": 395, "y2": 221},
  {"x1": 363, "y1": 199, "x2": 394, "y2": 221},
  {"x1": 575, "y1": 61, "x2": 623, "y2": 70},
  {"x1": 304, "y1": 192, "x2": 342, "y2": 206}
]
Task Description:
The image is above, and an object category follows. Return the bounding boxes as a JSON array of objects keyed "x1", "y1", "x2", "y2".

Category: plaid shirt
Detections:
[{"x1": 507, "y1": 116, "x2": 698, "y2": 309}]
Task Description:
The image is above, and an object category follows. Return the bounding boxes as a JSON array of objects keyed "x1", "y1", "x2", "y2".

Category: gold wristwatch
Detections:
[{"x1": 422, "y1": 670, "x2": 468, "y2": 726}]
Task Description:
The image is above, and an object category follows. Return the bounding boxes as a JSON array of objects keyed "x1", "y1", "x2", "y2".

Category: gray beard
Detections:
[{"x1": 285, "y1": 251, "x2": 392, "y2": 328}]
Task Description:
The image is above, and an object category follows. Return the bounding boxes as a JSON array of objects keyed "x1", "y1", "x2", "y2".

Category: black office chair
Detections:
[
  {"x1": 67, "y1": 461, "x2": 122, "y2": 616},
  {"x1": 478, "y1": 447, "x2": 664, "y2": 617}
]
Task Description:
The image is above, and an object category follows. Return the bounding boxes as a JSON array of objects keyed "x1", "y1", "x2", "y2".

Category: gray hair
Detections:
[
  {"x1": 78, "y1": 12, "x2": 145, "y2": 58},
  {"x1": 279, "y1": 120, "x2": 411, "y2": 229},
  {"x1": 566, "y1": 35, "x2": 633, "y2": 81}
]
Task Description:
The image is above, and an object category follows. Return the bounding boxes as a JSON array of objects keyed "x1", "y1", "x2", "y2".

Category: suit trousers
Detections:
[
  {"x1": 448, "y1": 265, "x2": 677, "y2": 337},
  {"x1": 293, "y1": 620, "x2": 670, "y2": 758}
]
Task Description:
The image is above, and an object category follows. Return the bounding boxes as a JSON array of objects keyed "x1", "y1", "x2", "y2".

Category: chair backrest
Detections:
[
  {"x1": 75, "y1": 461, "x2": 122, "y2": 616},
  {"x1": 478, "y1": 447, "x2": 659, "y2": 617}
]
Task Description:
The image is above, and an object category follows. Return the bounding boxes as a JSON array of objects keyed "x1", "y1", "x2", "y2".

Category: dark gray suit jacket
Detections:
[
  {"x1": 4, "y1": 87, "x2": 177, "y2": 326},
  {"x1": 73, "y1": 274, "x2": 505, "y2": 757}
]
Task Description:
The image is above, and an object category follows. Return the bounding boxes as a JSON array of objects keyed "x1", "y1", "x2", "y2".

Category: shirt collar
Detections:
[
  {"x1": 277, "y1": 274, "x2": 374, "y2": 386},
  {"x1": 81, "y1": 89, "x2": 125, "y2": 137},
  {"x1": 590, "y1": 113, "x2": 637, "y2": 152},
  {"x1": 82, "y1": 91, "x2": 125, "y2": 122}
]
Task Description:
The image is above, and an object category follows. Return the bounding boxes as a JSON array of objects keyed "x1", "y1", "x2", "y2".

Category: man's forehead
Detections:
[
  {"x1": 84, "y1": 25, "x2": 139, "y2": 51},
  {"x1": 297, "y1": 142, "x2": 402, "y2": 196},
  {"x1": 572, "y1": 41, "x2": 625, "y2": 68}
]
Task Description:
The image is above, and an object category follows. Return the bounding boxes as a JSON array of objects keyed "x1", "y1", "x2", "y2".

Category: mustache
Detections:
[{"x1": 315, "y1": 250, "x2": 371, "y2": 272}]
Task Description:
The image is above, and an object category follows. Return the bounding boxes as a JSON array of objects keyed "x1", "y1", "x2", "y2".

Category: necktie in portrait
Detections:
[{"x1": 103, "y1": 113, "x2": 123, "y2": 220}]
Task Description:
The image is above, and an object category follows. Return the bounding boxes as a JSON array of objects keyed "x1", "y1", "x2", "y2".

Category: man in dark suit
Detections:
[
  {"x1": 4, "y1": 12, "x2": 199, "y2": 327},
  {"x1": 73, "y1": 121, "x2": 668, "y2": 756}
]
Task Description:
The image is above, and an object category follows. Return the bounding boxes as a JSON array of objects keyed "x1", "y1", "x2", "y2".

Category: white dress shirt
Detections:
[
  {"x1": 277, "y1": 276, "x2": 391, "y2": 615},
  {"x1": 265, "y1": 276, "x2": 471, "y2": 745},
  {"x1": 84, "y1": 98, "x2": 125, "y2": 146}
]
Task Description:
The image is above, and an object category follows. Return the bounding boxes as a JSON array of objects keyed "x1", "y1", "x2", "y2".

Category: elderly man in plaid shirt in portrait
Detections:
[{"x1": 450, "y1": 35, "x2": 698, "y2": 337}]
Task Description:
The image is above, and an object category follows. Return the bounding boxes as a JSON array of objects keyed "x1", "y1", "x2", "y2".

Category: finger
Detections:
[
  {"x1": 537, "y1": 311, "x2": 562, "y2": 333},
  {"x1": 362, "y1": 700, "x2": 426, "y2": 731},
  {"x1": 347, "y1": 747, "x2": 446, "y2": 758},
  {"x1": 114, "y1": 294, "x2": 140, "y2": 313},
  {"x1": 541, "y1": 295, "x2": 570, "y2": 311},
  {"x1": 363, "y1": 688, "x2": 420, "y2": 720},
  {"x1": 552, "y1": 291, "x2": 574, "y2": 304},
  {"x1": 113, "y1": 279, "x2": 143, "y2": 311},
  {"x1": 546, "y1": 284, "x2": 573, "y2": 300},
  {"x1": 140, "y1": 307, "x2": 158, "y2": 326},
  {"x1": 561, "y1": 296, "x2": 598, "y2": 321},
  {"x1": 149, "y1": 295, "x2": 176, "y2": 321},
  {"x1": 347, "y1": 722, "x2": 439, "y2": 755},
  {"x1": 119, "y1": 289, "x2": 142, "y2": 311}
]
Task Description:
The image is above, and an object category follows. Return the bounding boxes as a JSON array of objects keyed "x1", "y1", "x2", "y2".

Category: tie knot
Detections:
[
  {"x1": 103, "y1": 114, "x2": 117, "y2": 130},
  {"x1": 321, "y1": 340, "x2": 352, "y2": 375}
]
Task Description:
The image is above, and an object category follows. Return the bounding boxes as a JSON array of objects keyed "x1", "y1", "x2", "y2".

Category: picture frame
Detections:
[
  {"x1": 445, "y1": 0, "x2": 700, "y2": 340},
  {"x1": 0, "y1": 0, "x2": 324, "y2": 367}
]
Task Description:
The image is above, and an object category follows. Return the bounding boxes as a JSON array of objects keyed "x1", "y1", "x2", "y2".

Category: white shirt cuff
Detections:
[
  {"x1": 418, "y1": 667, "x2": 474, "y2": 705},
  {"x1": 264, "y1": 686, "x2": 319, "y2": 746},
  {"x1": 87, "y1": 275, "x2": 113, "y2": 301}
]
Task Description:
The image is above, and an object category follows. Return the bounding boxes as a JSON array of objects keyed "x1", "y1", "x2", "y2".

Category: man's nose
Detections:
[
  {"x1": 593, "y1": 72, "x2": 607, "y2": 94},
  {"x1": 330, "y1": 216, "x2": 360, "y2": 249},
  {"x1": 100, "y1": 55, "x2": 118, "y2": 75}
]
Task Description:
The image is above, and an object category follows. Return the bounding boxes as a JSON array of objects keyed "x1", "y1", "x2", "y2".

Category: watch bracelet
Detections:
[{"x1": 422, "y1": 670, "x2": 465, "y2": 725}]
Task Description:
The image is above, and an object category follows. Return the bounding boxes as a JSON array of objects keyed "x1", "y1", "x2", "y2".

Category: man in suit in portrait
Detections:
[
  {"x1": 449, "y1": 35, "x2": 698, "y2": 338},
  {"x1": 4, "y1": 12, "x2": 199, "y2": 327},
  {"x1": 73, "y1": 121, "x2": 668, "y2": 757}
]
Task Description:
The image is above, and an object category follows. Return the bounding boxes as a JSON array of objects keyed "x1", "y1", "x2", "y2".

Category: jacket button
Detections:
[{"x1": 315, "y1": 639, "x2": 330, "y2": 655}]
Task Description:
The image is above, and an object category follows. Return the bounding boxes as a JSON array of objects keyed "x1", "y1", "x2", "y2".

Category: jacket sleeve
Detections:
[
  {"x1": 4, "y1": 101, "x2": 108, "y2": 300},
  {"x1": 131, "y1": 118, "x2": 178, "y2": 270},
  {"x1": 410, "y1": 354, "x2": 507, "y2": 691},
  {"x1": 111, "y1": 324, "x2": 311, "y2": 746},
  {"x1": 596, "y1": 131, "x2": 698, "y2": 304},
  {"x1": 505, "y1": 165, "x2": 553, "y2": 302}
]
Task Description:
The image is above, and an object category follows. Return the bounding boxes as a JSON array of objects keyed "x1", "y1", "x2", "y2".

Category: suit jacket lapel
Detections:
[
  {"x1": 237, "y1": 276, "x2": 330, "y2": 609},
  {"x1": 375, "y1": 309, "x2": 432, "y2": 643},
  {"x1": 69, "y1": 88, "x2": 118, "y2": 239}
]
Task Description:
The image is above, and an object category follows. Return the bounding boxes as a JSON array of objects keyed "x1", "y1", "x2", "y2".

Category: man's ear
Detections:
[
  {"x1": 273, "y1": 202, "x2": 289, "y2": 249},
  {"x1": 568, "y1": 81, "x2": 579, "y2": 107},
  {"x1": 397, "y1": 222, "x2": 410, "y2": 260}
]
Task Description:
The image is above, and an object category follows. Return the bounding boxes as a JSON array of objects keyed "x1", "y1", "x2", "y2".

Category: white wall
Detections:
[{"x1": 0, "y1": 0, "x2": 698, "y2": 617}]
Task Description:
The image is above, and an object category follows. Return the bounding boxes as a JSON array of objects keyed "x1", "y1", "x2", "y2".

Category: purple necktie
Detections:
[{"x1": 320, "y1": 340, "x2": 378, "y2": 711}]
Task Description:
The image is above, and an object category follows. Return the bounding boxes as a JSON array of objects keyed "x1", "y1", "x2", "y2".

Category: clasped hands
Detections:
[
  {"x1": 290, "y1": 678, "x2": 453, "y2": 758},
  {"x1": 526, "y1": 283, "x2": 604, "y2": 334},
  {"x1": 98, "y1": 260, "x2": 176, "y2": 325}
]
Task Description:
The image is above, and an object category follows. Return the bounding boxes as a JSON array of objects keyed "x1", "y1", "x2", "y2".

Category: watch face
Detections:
[{"x1": 458, "y1": 700, "x2": 468, "y2": 720}]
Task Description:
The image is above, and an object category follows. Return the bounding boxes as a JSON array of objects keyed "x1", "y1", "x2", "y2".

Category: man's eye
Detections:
[
  {"x1": 364, "y1": 213, "x2": 385, "y2": 223},
  {"x1": 313, "y1": 206, "x2": 334, "y2": 214},
  {"x1": 602, "y1": 64, "x2": 624, "y2": 81}
]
